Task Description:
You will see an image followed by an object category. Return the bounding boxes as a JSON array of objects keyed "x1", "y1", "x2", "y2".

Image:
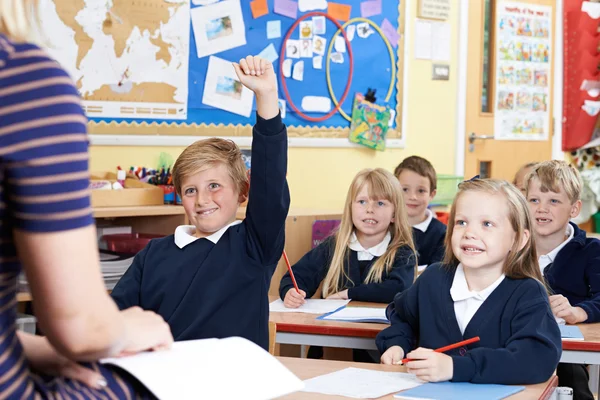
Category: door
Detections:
[{"x1": 464, "y1": 0, "x2": 555, "y2": 180}]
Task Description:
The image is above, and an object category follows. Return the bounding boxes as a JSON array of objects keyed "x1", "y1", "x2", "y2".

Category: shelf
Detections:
[{"x1": 93, "y1": 205, "x2": 185, "y2": 218}]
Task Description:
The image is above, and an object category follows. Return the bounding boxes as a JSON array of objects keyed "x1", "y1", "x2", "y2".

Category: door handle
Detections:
[{"x1": 468, "y1": 133, "x2": 494, "y2": 152}]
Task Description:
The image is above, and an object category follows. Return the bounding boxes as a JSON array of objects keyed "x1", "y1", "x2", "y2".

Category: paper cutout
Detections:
[
  {"x1": 270, "y1": 298, "x2": 350, "y2": 313},
  {"x1": 313, "y1": 55, "x2": 323, "y2": 69},
  {"x1": 302, "y1": 96, "x2": 332, "y2": 112},
  {"x1": 250, "y1": 0, "x2": 268, "y2": 19},
  {"x1": 274, "y1": 0, "x2": 298, "y2": 19},
  {"x1": 267, "y1": 20, "x2": 281, "y2": 39},
  {"x1": 361, "y1": 0, "x2": 382, "y2": 18},
  {"x1": 258, "y1": 43, "x2": 279, "y2": 63},
  {"x1": 349, "y1": 93, "x2": 392, "y2": 151},
  {"x1": 292, "y1": 60, "x2": 305, "y2": 81},
  {"x1": 347, "y1": 24, "x2": 356, "y2": 41},
  {"x1": 300, "y1": 39, "x2": 313, "y2": 57},
  {"x1": 312, "y1": 35, "x2": 326, "y2": 56},
  {"x1": 330, "y1": 52, "x2": 344, "y2": 64},
  {"x1": 334, "y1": 36, "x2": 346, "y2": 53},
  {"x1": 381, "y1": 18, "x2": 400, "y2": 48},
  {"x1": 328, "y1": 2, "x2": 352, "y2": 21},
  {"x1": 357, "y1": 22, "x2": 375, "y2": 38},
  {"x1": 299, "y1": 0, "x2": 328, "y2": 12},
  {"x1": 313, "y1": 16, "x2": 326, "y2": 34},
  {"x1": 286, "y1": 39, "x2": 301, "y2": 58},
  {"x1": 202, "y1": 56, "x2": 254, "y2": 117},
  {"x1": 191, "y1": 0, "x2": 246, "y2": 59},
  {"x1": 300, "y1": 21, "x2": 314, "y2": 39},
  {"x1": 278, "y1": 99, "x2": 287, "y2": 119},
  {"x1": 282, "y1": 59, "x2": 293, "y2": 77},
  {"x1": 192, "y1": 0, "x2": 219, "y2": 4}
]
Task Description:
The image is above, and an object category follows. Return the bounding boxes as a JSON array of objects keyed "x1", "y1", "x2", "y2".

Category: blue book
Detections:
[
  {"x1": 317, "y1": 306, "x2": 389, "y2": 324},
  {"x1": 394, "y1": 382, "x2": 525, "y2": 400},
  {"x1": 559, "y1": 325, "x2": 584, "y2": 340}
]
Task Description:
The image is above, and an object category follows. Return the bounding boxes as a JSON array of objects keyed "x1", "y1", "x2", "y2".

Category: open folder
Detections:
[{"x1": 101, "y1": 337, "x2": 304, "y2": 400}]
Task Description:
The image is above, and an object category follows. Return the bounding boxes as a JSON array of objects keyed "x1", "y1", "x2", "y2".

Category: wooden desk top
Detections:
[{"x1": 275, "y1": 357, "x2": 558, "y2": 400}]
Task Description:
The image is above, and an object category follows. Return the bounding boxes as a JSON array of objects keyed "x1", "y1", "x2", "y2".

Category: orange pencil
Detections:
[
  {"x1": 396, "y1": 336, "x2": 481, "y2": 365},
  {"x1": 282, "y1": 250, "x2": 300, "y2": 294}
]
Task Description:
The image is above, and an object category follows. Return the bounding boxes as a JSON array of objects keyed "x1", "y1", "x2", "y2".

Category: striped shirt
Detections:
[{"x1": 0, "y1": 34, "x2": 153, "y2": 399}]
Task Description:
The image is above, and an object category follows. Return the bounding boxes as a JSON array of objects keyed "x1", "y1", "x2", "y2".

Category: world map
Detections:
[{"x1": 41, "y1": 0, "x2": 190, "y2": 119}]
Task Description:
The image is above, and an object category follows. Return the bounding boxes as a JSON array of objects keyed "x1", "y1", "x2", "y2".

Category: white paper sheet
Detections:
[
  {"x1": 102, "y1": 337, "x2": 304, "y2": 400},
  {"x1": 357, "y1": 22, "x2": 374, "y2": 38},
  {"x1": 431, "y1": 22, "x2": 451, "y2": 61},
  {"x1": 286, "y1": 39, "x2": 301, "y2": 58},
  {"x1": 300, "y1": 20, "x2": 314, "y2": 39},
  {"x1": 202, "y1": 55, "x2": 254, "y2": 117},
  {"x1": 292, "y1": 60, "x2": 304, "y2": 81},
  {"x1": 300, "y1": 40, "x2": 313, "y2": 58},
  {"x1": 282, "y1": 59, "x2": 293, "y2": 77},
  {"x1": 302, "y1": 367, "x2": 424, "y2": 399},
  {"x1": 258, "y1": 43, "x2": 279, "y2": 63},
  {"x1": 313, "y1": 16, "x2": 326, "y2": 34},
  {"x1": 414, "y1": 19, "x2": 432, "y2": 60},
  {"x1": 334, "y1": 36, "x2": 346, "y2": 53},
  {"x1": 191, "y1": 0, "x2": 246, "y2": 58},
  {"x1": 347, "y1": 24, "x2": 356, "y2": 41},
  {"x1": 278, "y1": 99, "x2": 287, "y2": 118},
  {"x1": 320, "y1": 307, "x2": 388, "y2": 323},
  {"x1": 269, "y1": 298, "x2": 350, "y2": 314},
  {"x1": 331, "y1": 52, "x2": 344, "y2": 64},
  {"x1": 301, "y1": 96, "x2": 332, "y2": 112},
  {"x1": 312, "y1": 35, "x2": 326, "y2": 56},
  {"x1": 267, "y1": 20, "x2": 282, "y2": 39},
  {"x1": 312, "y1": 55, "x2": 323, "y2": 69},
  {"x1": 298, "y1": 0, "x2": 328, "y2": 12}
]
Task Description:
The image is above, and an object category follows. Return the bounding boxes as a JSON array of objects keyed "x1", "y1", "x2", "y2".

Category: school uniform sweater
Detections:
[
  {"x1": 412, "y1": 215, "x2": 446, "y2": 266},
  {"x1": 376, "y1": 263, "x2": 562, "y2": 384},
  {"x1": 279, "y1": 236, "x2": 416, "y2": 303},
  {"x1": 111, "y1": 112, "x2": 290, "y2": 350},
  {"x1": 543, "y1": 222, "x2": 600, "y2": 323}
]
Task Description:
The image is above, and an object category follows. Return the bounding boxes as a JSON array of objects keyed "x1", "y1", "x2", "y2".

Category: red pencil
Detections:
[
  {"x1": 397, "y1": 336, "x2": 480, "y2": 365},
  {"x1": 282, "y1": 250, "x2": 300, "y2": 294}
]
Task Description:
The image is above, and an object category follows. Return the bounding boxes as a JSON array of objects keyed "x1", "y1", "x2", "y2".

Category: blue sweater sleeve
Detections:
[
  {"x1": 111, "y1": 243, "x2": 151, "y2": 310},
  {"x1": 347, "y1": 246, "x2": 416, "y2": 303},
  {"x1": 451, "y1": 281, "x2": 561, "y2": 384},
  {"x1": 245, "y1": 112, "x2": 291, "y2": 266},
  {"x1": 279, "y1": 239, "x2": 333, "y2": 299},
  {"x1": 578, "y1": 241, "x2": 600, "y2": 322}
]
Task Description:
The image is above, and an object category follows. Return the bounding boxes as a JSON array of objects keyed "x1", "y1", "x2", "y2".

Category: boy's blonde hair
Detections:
[
  {"x1": 322, "y1": 168, "x2": 417, "y2": 298},
  {"x1": 0, "y1": 0, "x2": 41, "y2": 43},
  {"x1": 525, "y1": 160, "x2": 582, "y2": 204},
  {"x1": 173, "y1": 138, "x2": 248, "y2": 198},
  {"x1": 442, "y1": 179, "x2": 544, "y2": 284},
  {"x1": 393, "y1": 156, "x2": 437, "y2": 193}
]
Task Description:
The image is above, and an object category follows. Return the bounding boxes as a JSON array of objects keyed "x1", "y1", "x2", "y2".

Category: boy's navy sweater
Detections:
[
  {"x1": 544, "y1": 222, "x2": 600, "y2": 322},
  {"x1": 111, "y1": 113, "x2": 290, "y2": 350},
  {"x1": 279, "y1": 236, "x2": 416, "y2": 303},
  {"x1": 413, "y1": 217, "x2": 446, "y2": 266},
  {"x1": 376, "y1": 263, "x2": 561, "y2": 384}
]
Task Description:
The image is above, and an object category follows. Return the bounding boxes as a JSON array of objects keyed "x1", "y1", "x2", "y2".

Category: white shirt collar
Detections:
[
  {"x1": 412, "y1": 209, "x2": 433, "y2": 233},
  {"x1": 174, "y1": 220, "x2": 242, "y2": 249},
  {"x1": 538, "y1": 224, "x2": 574, "y2": 271},
  {"x1": 450, "y1": 264, "x2": 505, "y2": 302},
  {"x1": 348, "y1": 231, "x2": 391, "y2": 260}
]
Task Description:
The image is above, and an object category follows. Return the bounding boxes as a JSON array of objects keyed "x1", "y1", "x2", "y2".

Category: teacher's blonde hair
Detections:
[{"x1": 0, "y1": 0, "x2": 41, "y2": 42}]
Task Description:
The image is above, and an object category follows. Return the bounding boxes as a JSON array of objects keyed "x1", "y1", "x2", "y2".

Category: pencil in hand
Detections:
[{"x1": 395, "y1": 336, "x2": 481, "y2": 365}]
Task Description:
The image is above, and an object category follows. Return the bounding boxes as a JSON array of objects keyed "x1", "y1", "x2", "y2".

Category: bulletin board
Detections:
[{"x1": 78, "y1": 0, "x2": 405, "y2": 140}]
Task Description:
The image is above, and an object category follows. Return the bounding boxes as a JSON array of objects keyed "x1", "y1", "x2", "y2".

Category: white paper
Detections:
[
  {"x1": 301, "y1": 96, "x2": 332, "y2": 112},
  {"x1": 320, "y1": 307, "x2": 388, "y2": 323},
  {"x1": 300, "y1": 20, "x2": 314, "y2": 39},
  {"x1": 414, "y1": 19, "x2": 432, "y2": 60},
  {"x1": 300, "y1": 39, "x2": 313, "y2": 57},
  {"x1": 331, "y1": 52, "x2": 344, "y2": 64},
  {"x1": 286, "y1": 39, "x2": 301, "y2": 58},
  {"x1": 292, "y1": 60, "x2": 305, "y2": 81},
  {"x1": 312, "y1": 35, "x2": 326, "y2": 56},
  {"x1": 267, "y1": 20, "x2": 282, "y2": 39},
  {"x1": 102, "y1": 337, "x2": 304, "y2": 400},
  {"x1": 389, "y1": 109, "x2": 396, "y2": 127},
  {"x1": 302, "y1": 368, "x2": 424, "y2": 399},
  {"x1": 582, "y1": 1, "x2": 600, "y2": 19},
  {"x1": 202, "y1": 55, "x2": 254, "y2": 117},
  {"x1": 347, "y1": 24, "x2": 356, "y2": 41},
  {"x1": 282, "y1": 59, "x2": 293, "y2": 77},
  {"x1": 278, "y1": 99, "x2": 287, "y2": 119},
  {"x1": 192, "y1": 0, "x2": 219, "y2": 4},
  {"x1": 431, "y1": 22, "x2": 451, "y2": 61},
  {"x1": 313, "y1": 16, "x2": 326, "y2": 34},
  {"x1": 258, "y1": 43, "x2": 279, "y2": 63},
  {"x1": 191, "y1": 0, "x2": 246, "y2": 58},
  {"x1": 334, "y1": 36, "x2": 346, "y2": 53},
  {"x1": 357, "y1": 22, "x2": 374, "y2": 38},
  {"x1": 313, "y1": 55, "x2": 323, "y2": 69},
  {"x1": 299, "y1": 0, "x2": 328, "y2": 12},
  {"x1": 269, "y1": 298, "x2": 350, "y2": 314}
]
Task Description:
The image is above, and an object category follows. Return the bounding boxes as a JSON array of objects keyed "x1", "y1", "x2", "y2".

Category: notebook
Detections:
[
  {"x1": 560, "y1": 325, "x2": 585, "y2": 340},
  {"x1": 100, "y1": 337, "x2": 304, "y2": 400},
  {"x1": 394, "y1": 381, "x2": 525, "y2": 400},
  {"x1": 317, "y1": 306, "x2": 390, "y2": 324},
  {"x1": 269, "y1": 298, "x2": 350, "y2": 314}
]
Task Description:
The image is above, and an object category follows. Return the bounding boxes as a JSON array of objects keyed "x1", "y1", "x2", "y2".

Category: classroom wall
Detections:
[{"x1": 90, "y1": 1, "x2": 461, "y2": 210}]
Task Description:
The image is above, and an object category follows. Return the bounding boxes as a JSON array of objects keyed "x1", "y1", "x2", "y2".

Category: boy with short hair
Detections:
[
  {"x1": 394, "y1": 156, "x2": 446, "y2": 271},
  {"x1": 513, "y1": 162, "x2": 538, "y2": 194},
  {"x1": 526, "y1": 160, "x2": 600, "y2": 400},
  {"x1": 111, "y1": 56, "x2": 290, "y2": 351}
]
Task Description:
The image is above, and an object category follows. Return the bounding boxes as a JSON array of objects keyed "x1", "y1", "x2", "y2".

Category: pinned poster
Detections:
[
  {"x1": 327, "y1": 2, "x2": 351, "y2": 21},
  {"x1": 250, "y1": 0, "x2": 268, "y2": 19},
  {"x1": 361, "y1": 0, "x2": 382, "y2": 18},
  {"x1": 267, "y1": 20, "x2": 281, "y2": 39},
  {"x1": 274, "y1": 0, "x2": 298, "y2": 19}
]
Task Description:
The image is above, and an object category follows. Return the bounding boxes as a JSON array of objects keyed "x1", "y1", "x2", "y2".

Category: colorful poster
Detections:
[
  {"x1": 348, "y1": 93, "x2": 392, "y2": 151},
  {"x1": 494, "y1": 3, "x2": 551, "y2": 141}
]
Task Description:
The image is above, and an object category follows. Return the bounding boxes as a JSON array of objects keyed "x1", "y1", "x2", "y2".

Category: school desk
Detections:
[
  {"x1": 275, "y1": 357, "x2": 559, "y2": 400},
  {"x1": 561, "y1": 323, "x2": 600, "y2": 395}
]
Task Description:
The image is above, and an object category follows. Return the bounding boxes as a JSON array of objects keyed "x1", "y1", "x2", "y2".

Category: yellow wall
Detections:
[{"x1": 90, "y1": 2, "x2": 461, "y2": 210}]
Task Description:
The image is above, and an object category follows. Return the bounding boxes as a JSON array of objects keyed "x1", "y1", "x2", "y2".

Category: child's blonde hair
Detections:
[
  {"x1": 525, "y1": 160, "x2": 582, "y2": 204},
  {"x1": 173, "y1": 138, "x2": 248, "y2": 198},
  {"x1": 0, "y1": 0, "x2": 41, "y2": 43},
  {"x1": 512, "y1": 162, "x2": 538, "y2": 185},
  {"x1": 322, "y1": 168, "x2": 416, "y2": 297},
  {"x1": 442, "y1": 179, "x2": 544, "y2": 283}
]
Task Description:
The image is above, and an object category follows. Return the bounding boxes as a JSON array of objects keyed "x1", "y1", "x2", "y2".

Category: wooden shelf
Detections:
[{"x1": 93, "y1": 205, "x2": 185, "y2": 218}]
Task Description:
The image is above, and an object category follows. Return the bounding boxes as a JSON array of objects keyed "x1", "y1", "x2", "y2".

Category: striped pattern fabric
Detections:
[{"x1": 0, "y1": 35, "x2": 153, "y2": 399}]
